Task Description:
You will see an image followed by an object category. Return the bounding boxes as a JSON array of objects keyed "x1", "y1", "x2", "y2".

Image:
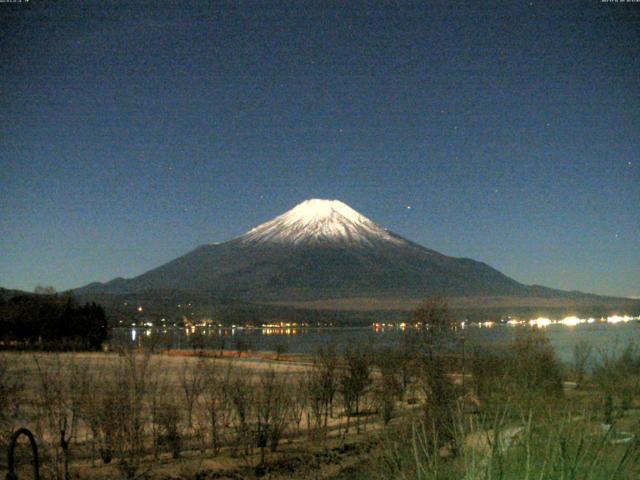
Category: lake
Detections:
[{"x1": 111, "y1": 316, "x2": 640, "y2": 364}]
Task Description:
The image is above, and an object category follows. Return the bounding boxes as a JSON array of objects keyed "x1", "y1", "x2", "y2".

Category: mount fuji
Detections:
[
  {"x1": 80, "y1": 200, "x2": 540, "y2": 298},
  {"x1": 76, "y1": 199, "x2": 636, "y2": 313}
]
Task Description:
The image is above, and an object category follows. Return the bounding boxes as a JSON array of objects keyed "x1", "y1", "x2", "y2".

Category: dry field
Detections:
[{"x1": 0, "y1": 348, "x2": 407, "y2": 479}]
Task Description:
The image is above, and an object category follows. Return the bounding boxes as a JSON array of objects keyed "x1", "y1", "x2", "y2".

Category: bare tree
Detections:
[
  {"x1": 74, "y1": 359, "x2": 102, "y2": 465},
  {"x1": 79, "y1": 371, "x2": 118, "y2": 465},
  {"x1": 110, "y1": 348, "x2": 154, "y2": 479},
  {"x1": 289, "y1": 374, "x2": 308, "y2": 436},
  {"x1": 180, "y1": 358, "x2": 205, "y2": 429},
  {"x1": 253, "y1": 368, "x2": 292, "y2": 468},
  {"x1": 234, "y1": 338, "x2": 251, "y2": 357},
  {"x1": 228, "y1": 369, "x2": 253, "y2": 456},
  {"x1": 156, "y1": 394, "x2": 182, "y2": 459},
  {"x1": 413, "y1": 298, "x2": 459, "y2": 456},
  {"x1": 306, "y1": 369, "x2": 325, "y2": 438},
  {"x1": 374, "y1": 347, "x2": 404, "y2": 424},
  {"x1": 148, "y1": 362, "x2": 169, "y2": 459},
  {"x1": 307, "y1": 345, "x2": 339, "y2": 439},
  {"x1": 201, "y1": 360, "x2": 234, "y2": 454},
  {"x1": 397, "y1": 331, "x2": 420, "y2": 401},
  {"x1": 213, "y1": 334, "x2": 226, "y2": 357},
  {"x1": 339, "y1": 344, "x2": 372, "y2": 433},
  {"x1": 273, "y1": 340, "x2": 289, "y2": 361},
  {"x1": 573, "y1": 339, "x2": 592, "y2": 387},
  {"x1": 33, "y1": 354, "x2": 80, "y2": 480}
]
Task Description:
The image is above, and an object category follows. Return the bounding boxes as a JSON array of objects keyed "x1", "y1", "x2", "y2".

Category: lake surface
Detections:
[{"x1": 111, "y1": 317, "x2": 640, "y2": 364}]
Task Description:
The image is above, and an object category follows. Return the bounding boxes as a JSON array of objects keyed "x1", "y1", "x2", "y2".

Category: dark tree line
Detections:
[{"x1": 0, "y1": 294, "x2": 108, "y2": 350}]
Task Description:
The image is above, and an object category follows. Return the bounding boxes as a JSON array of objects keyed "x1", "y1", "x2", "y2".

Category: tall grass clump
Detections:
[
  {"x1": 371, "y1": 327, "x2": 638, "y2": 479},
  {"x1": 374, "y1": 406, "x2": 639, "y2": 480}
]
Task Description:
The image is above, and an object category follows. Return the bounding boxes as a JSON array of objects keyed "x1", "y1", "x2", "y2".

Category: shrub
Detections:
[
  {"x1": 593, "y1": 341, "x2": 640, "y2": 421},
  {"x1": 472, "y1": 328, "x2": 563, "y2": 414}
]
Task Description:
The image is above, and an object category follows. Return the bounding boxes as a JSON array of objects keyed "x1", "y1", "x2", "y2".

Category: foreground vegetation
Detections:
[
  {"x1": 0, "y1": 301, "x2": 639, "y2": 479},
  {"x1": 368, "y1": 339, "x2": 640, "y2": 480}
]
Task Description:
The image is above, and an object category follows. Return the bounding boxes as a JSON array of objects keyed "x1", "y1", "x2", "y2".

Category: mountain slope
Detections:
[{"x1": 75, "y1": 199, "x2": 611, "y2": 302}]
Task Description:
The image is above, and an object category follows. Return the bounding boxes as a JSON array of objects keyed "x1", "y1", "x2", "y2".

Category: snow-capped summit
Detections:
[{"x1": 239, "y1": 199, "x2": 406, "y2": 246}]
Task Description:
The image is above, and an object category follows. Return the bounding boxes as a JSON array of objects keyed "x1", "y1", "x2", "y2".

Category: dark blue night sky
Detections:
[{"x1": 1, "y1": 1, "x2": 638, "y2": 296}]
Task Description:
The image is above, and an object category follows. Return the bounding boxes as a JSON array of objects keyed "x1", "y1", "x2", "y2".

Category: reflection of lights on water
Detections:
[
  {"x1": 131, "y1": 329, "x2": 136, "y2": 341},
  {"x1": 145, "y1": 329, "x2": 152, "y2": 336},
  {"x1": 262, "y1": 327, "x2": 301, "y2": 335}
]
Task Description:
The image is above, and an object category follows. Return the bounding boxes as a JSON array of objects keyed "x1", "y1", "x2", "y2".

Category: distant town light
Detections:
[
  {"x1": 529, "y1": 317, "x2": 552, "y2": 328},
  {"x1": 558, "y1": 316, "x2": 583, "y2": 327},
  {"x1": 606, "y1": 315, "x2": 633, "y2": 324}
]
